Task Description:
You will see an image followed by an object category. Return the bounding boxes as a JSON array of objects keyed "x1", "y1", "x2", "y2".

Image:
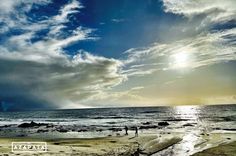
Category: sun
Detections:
[{"x1": 170, "y1": 52, "x2": 190, "y2": 69}]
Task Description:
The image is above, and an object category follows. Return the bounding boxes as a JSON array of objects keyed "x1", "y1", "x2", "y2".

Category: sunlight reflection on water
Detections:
[
  {"x1": 174, "y1": 105, "x2": 199, "y2": 120},
  {"x1": 173, "y1": 106, "x2": 201, "y2": 156}
]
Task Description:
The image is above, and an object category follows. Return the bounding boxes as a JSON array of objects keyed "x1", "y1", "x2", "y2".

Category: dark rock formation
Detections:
[
  {"x1": 142, "y1": 122, "x2": 152, "y2": 125},
  {"x1": 183, "y1": 123, "x2": 194, "y2": 127},
  {"x1": 139, "y1": 125, "x2": 158, "y2": 129},
  {"x1": 57, "y1": 128, "x2": 68, "y2": 133},
  {"x1": 18, "y1": 121, "x2": 48, "y2": 128},
  {"x1": 77, "y1": 129, "x2": 88, "y2": 132},
  {"x1": 108, "y1": 128, "x2": 122, "y2": 132},
  {"x1": 158, "y1": 122, "x2": 169, "y2": 126}
]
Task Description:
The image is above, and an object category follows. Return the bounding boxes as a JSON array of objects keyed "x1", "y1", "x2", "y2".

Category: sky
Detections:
[{"x1": 0, "y1": 0, "x2": 236, "y2": 110}]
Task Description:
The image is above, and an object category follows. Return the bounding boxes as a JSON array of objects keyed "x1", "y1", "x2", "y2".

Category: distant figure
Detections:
[
  {"x1": 135, "y1": 127, "x2": 138, "y2": 137},
  {"x1": 125, "y1": 126, "x2": 128, "y2": 135}
]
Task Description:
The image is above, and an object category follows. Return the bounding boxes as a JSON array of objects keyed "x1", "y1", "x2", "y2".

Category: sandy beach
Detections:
[
  {"x1": 192, "y1": 141, "x2": 236, "y2": 156},
  {"x1": 0, "y1": 135, "x2": 152, "y2": 156},
  {"x1": 0, "y1": 131, "x2": 235, "y2": 156},
  {"x1": 0, "y1": 105, "x2": 236, "y2": 155}
]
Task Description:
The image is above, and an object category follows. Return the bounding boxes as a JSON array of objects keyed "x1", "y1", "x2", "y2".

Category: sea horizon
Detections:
[{"x1": 1, "y1": 103, "x2": 236, "y2": 112}]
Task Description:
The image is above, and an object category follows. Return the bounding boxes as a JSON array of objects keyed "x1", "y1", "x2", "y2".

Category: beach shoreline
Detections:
[
  {"x1": 192, "y1": 141, "x2": 236, "y2": 156},
  {"x1": 0, "y1": 135, "x2": 150, "y2": 156},
  {"x1": 0, "y1": 105, "x2": 236, "y2": 155},
  {"x1": 0, "y1": 131, "x2": 235, "y2": 156}
]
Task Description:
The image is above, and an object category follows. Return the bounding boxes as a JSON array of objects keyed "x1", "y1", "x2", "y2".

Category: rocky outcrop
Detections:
[
  {"x1": 158, "y1": 122, "x2": 169, "y2": 126},
  {"x1": 18, "y1": 121, "x2": 49, "y2": 128}
]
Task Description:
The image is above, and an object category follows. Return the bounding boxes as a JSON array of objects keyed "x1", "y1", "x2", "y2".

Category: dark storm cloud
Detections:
[{"x1": 0, "y1": 53, "x2": 125, "y2": 110}]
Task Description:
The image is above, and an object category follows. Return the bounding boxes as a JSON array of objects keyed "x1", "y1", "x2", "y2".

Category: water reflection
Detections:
[
  {"x1": 174, "y1": 105, "x2": 199, "y2": 120},
  {"x1": 173, "y1": 106, "x2": 201, "y2": 156}
]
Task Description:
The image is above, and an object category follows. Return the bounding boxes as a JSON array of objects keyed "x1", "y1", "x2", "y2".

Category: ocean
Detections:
[{"x1": 0, "y1": 105, "x2": 236, "y2": 136}]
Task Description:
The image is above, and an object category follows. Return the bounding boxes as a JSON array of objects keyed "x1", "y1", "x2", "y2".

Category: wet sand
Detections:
[
  {"x1": 192, "y1": 141, "x2": 236, "y2": 156},
  {"x1": 0, "y1": 132, "x2": 235, "y2": 156},
  {"x1": 0, "y1": 134, "x2": 183, "y2": 156},
  {"x1": 0, "y1": 135, "x2": 147, "y2": 156}
]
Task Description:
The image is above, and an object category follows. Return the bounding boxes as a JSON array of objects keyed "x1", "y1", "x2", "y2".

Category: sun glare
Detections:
[
  {"x1": 174, "y1": 105, "x2": 199, "y2": 120},
  {"x1": 170, "y1": 52, "x2": 190, "y2": 69}
]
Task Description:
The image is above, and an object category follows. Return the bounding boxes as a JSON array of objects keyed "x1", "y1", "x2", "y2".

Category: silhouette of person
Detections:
[
  {"x1": 135, "y1": 127, "x2": 138, "y2": 137},
  {"x1": 125, "y1": 126, "x2": 128, "y2": 135}
]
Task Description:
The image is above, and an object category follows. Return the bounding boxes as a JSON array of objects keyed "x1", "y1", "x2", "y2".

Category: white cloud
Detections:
[
  {"x1": 0, "y1": 0, "x2": 126, "y2": 109},
  {"x1": 0, "y1": 0, "x2": 51, "y2": 33},
  {"x1": 122, "y1": 1, "x2": 236, "y2": 76},
  {"x1": 0, "y1": 0, "x2": 95, "y2": 64},
  {"x1": 163, "y1": 0, "x2": 236, "y2": 25},
  {"x1": 0, "y1": 0, "x2": 49, "y2": 14},
  {"x1": 53, "y1": 0, "x2": 82, "y2": 24},
  {"x1": 125, "y1": 28, "x2": 236, "y2": 72},
  {"x1": 1, "y1": 0, "x2": 235, "y2": 109}
]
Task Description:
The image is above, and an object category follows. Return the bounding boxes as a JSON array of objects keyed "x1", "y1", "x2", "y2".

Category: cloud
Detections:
[
  {"x1": 122, "y1": 1, "x2": 236, "y2": 76},
  {"x1": 0, "y1": 27, "x2": 94, "y2": 64},
  {"x1": 0, "y1": 1, "x2": 125, "y2": 110},
  {"x1": 116, "y1": 1, "x2": 236, "y2": 106},
  {"x1": 162, "y1": 0, "x2": 236, "y2": 26},
  {"x1": 0, "y1": 0, "x2": 51, "y2": 33},
  {"x1": 84, "y1": 86, "x2": 147, "y2": 107},
  {"x1": 1, "y1": 0, "x2": 236, "y2": 109},
  {"x1": 0, "y1": 52, "x2": 125, "y2": 110},
  {"x1": 53, "y1": 0, "x2": 82, "y2": 24},
  {"x1": 0, "y1": 0, "x2": 49, "y2": 14},
  {"x1": 125, "y1": 28, "x2": 236, "y2": 72},
  {"x1": 0, "y1": 0, "x2": 95, "y2": 64}
]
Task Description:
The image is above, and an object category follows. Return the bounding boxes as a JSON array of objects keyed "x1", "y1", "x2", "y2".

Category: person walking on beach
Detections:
[
  {"x1": 125, "y1": 126, "x2": 128, "y2": 135},
  {"x1": 135, "y1": 127, "x2": 138, "y2": 137}
]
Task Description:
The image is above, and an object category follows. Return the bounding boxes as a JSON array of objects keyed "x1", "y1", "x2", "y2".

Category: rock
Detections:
[
  {"x1": 77, "y1": 129, "x2": 88, "y2": 132},
  {"x1": 142, "y1": 122, "x2": 152, "y2": 125},
  {"x1": 222, "y1": 116, "x2": 236, "y2": 121},
  {"x1": 132, "y1": 149, "x2": 140, "y2": 156},
  {"x1": 108, "y1": 128, "x2": 122, "y2": 132},
  {"x1": 158, "y1": 122, "x2": 169, "y2": 126},
  {"x1": 110, "y1": 140, "x2": 117, "y2": 143},
  {"x1": 57, "y1": 128, "x2": 68, "y2": 133},
  {"x1": 0, "y1": 125, "x2": 11, "y2": 128},
  {"x1": 139, "y1": 125, "x2": 158, "y2": 129},
  {"x1": 143, "y1": 111, "x2": 159, "y2": 113},
  {"x1": 18, "y1": 121, "x2": 48, "y2": 128},
  {"x1": 183, "y1": 123, "x2": 194, "y2": 127},
  {"x1": 96, "y1": 129, "x2": 103, "y2": 132},
  {"x1": 46, "y1": 124, "x2": 54, "y2": 128},
  {"x1": 37, "y1": 129, "x2": 49, "y2": 133},
  {"x1": 164, "y1": 118, "x2": 188, "y2": 122},
  {"x1": 16, "y1": 134, "x2": 26, "y2": 137},
  {"x1": 106, "y1": 122, "x2": 116, "y2": 124},
  {"x1": 222, "y1": 128, "x2": 236, "y2": 131},
  {"x1": 18, "y1": 121, "x2": 38, "y2": 128},
  {"x1": 140, "y1": 137, "x2": 182, "y2": 155}
]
